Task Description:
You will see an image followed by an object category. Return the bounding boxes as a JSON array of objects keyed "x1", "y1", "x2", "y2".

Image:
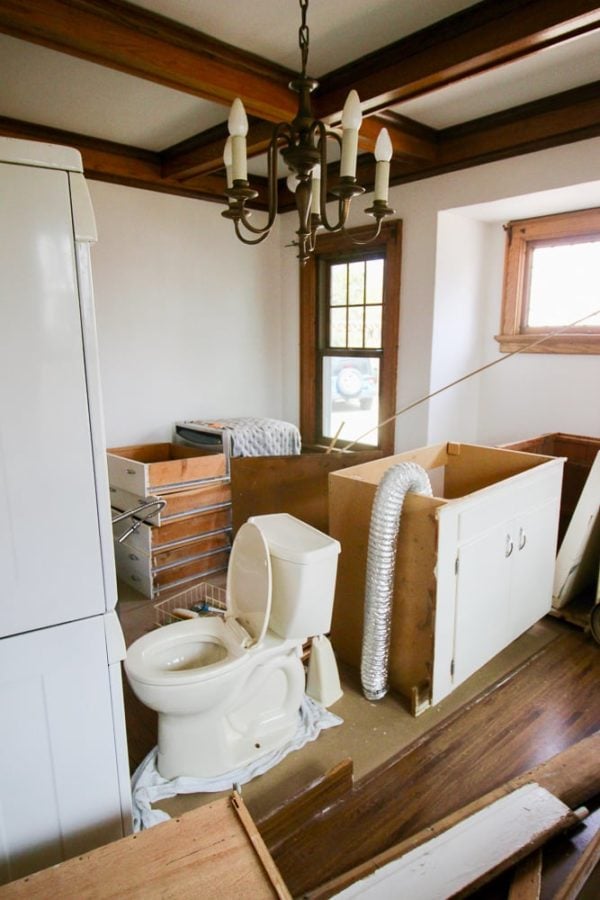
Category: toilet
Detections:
[{"x1": 125, "y1": 513, "x2": 341, "y2": 779}]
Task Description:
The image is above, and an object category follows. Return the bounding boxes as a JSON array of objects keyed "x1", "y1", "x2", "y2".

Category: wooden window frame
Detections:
[
  {"x1": 496, "y1": 207, "x2": 600, "y2": 355},
  {"x1": 300, "y1": 220, "x2": 402, "y2": 456}
]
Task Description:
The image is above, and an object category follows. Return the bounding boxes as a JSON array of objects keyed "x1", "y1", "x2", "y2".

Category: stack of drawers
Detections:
[{"x1": 108, "y1": 443, "x2": 232, "y2": 599}]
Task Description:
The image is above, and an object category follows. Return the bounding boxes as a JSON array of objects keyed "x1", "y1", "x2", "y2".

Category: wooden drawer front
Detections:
[
  {"x1": 152, "y1": 531, "x2": 231, "y2": 570},
  {"x1": 455, "y1": 461, "x2": 563, "y2": 544},
  {"x1": 153, "y1": 550, "x2": 230, "y2": 588},
  {"x1": 158, "y1": 482, "x2": 232, "y2": 522},
  {"x1": 110, "y1": 482, "x2": 231, "y2": 526},
  {"x1": 152, "y1": 508, "x2": 232, "y2": 549},
  {"x1": 107, "y1": 443, "x2": 226, "y2": 494}
]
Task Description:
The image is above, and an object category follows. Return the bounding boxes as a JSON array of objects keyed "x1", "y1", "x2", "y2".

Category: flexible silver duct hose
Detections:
[{"x1": 361, "y1": 462, "x2": 433, "y2": 701}]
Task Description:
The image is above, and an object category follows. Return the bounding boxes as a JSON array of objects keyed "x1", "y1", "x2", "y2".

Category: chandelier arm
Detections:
[
  {"x1": 233, "y1": 219, "x2": 271, "y2": 245},
  {"x1": 310, "y1": 123, "x2": 351, "y2": 234},
  {"x1": 342, "y1": 218, "x2": 384, "y2": 245},
  {"x1": 232, "y1": 123, "x2": 291, "y2": 237}
]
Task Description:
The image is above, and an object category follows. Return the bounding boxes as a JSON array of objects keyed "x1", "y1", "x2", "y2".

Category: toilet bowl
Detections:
[{"x1": 125, "y1": 514, "x2": 341, "y2": 779}]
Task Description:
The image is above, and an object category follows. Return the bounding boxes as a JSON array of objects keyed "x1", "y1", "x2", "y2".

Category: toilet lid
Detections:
[{"x1": 226, "y1": 522, "x2": 272, "y2": 644}]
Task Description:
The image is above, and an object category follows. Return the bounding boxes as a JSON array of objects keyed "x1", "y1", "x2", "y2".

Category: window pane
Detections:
[
  {"x1": 366, "y1": 258, "x2": 384, "y2": 304},
  {"x1": 329, "y1": 307, "x2": 347, "y2": 347},
  {"x1": 365, "y1": 305, "x2": 382, "y2": 348},
  {"x1": 348, "y1": 306, "x2": 365, "y2": 347},
  {"x1": 348, "y1": 261, "x2": 365, "y2": 305},
  {"x1": 527, "y1": 241, "x2": 600, "y2": 328},
  {"x1": 321, "y1": 356, "x2": 380, "y2": 447},
  {"x1": 330, "y1": 264, "x2": 347, "y2": 307}
]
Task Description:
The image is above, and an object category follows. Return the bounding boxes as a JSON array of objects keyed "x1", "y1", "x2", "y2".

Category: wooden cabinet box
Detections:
[
  {"x1": 107, "y1": 443, "x2": 226, "y2": 494},
  {"x1": 329, "y1": 442, "x2": 564, "y2": 714}
]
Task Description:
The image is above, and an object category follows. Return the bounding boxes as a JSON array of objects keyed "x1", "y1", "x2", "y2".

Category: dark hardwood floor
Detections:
[{"x1": 264, "y1": 624, "x2": 600, "y2": 898}]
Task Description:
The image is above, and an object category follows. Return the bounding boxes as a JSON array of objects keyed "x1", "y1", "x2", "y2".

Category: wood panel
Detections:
[
  {"x1": 230, "y1": 450, "x2": 381, "y2": 535},
  {"x1": 0, "y1": 795, "x2": 287, "y2": 899},
  {"x1": 264, "y1": 626, "x2": 600, "y2": 895}
]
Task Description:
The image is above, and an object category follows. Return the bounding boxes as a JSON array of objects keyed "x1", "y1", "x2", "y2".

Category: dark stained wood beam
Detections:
[
  {"x1": 389, "y1": 81, "x2": 600, "y2": 187},
  {"x1": 0, "y1": 116, "x2": 273, "y2": 205},
  {"x1": 0, "y1": 0, "x2": 296, "y2": 122},
  {"x1": 359, "y1": 113, "x2": 438, "y2": 164},
  {"x1": 315, "y1": 0, "x2": 600, "y2": 119},
  {"x1": 162, "y1": 119, "x2": 275, "y2": 182}
]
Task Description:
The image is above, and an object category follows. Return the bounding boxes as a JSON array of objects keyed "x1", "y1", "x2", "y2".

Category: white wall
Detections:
[
  {"x1": 352, "y1": 137, "x2": 600, "y2": 449},
  {"x1": 89, "y1": 181, "x2": 284, "y2": 446}
]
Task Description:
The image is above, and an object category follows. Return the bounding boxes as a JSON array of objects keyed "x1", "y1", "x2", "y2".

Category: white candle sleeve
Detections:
[
  {"x1": 340, "y1": 129, "x2": 359, "y2": 178},
  {"x1": 374, "y1": 160, "x2": 390, "y2": 202},
  {"x1": 231, "y1": 134, "x2": 247, "y2": 182}
]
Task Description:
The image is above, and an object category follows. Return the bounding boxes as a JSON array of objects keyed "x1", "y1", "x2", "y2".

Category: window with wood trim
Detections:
[
  {"x1": 300, "y1": 221, "x2": 401, "y2": 456},
  {"x1": 497, "y1": 208, "x2": 600, "y2": 354}
]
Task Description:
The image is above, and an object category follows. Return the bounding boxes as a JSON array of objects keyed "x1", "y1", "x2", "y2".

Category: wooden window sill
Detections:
[{"x1": 495, "y1": 333, "x2": 600, "y2": 355}]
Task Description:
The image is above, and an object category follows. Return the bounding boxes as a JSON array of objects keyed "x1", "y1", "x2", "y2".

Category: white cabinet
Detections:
[
  {"x1": 452, "y1": 496, "x2": 560, "y2": 686},
  {"x1": 329, "y1": 443, "x2": 564, "y2": 714}
]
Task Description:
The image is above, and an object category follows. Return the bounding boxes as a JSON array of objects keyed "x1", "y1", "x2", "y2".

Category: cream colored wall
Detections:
[
  {"x1": 279, "y1": 137, "x2": 600, "y2": 450},
  {"x1": 89, "y1": 182, "x2": 283, "y2": 446}
]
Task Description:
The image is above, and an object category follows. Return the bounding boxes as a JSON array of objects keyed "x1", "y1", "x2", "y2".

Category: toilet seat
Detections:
[
  {"x1": 126, "y1": 523, "x2": 276, "y2": 688},
  {"x1": 225, "y1": 522, "x2": 272, "y2": 646}
]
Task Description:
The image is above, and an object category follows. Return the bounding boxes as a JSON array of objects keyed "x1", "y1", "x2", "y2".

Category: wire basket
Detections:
[{"x1": 154, "y1": 581, "x2": 227, "y2": 627}]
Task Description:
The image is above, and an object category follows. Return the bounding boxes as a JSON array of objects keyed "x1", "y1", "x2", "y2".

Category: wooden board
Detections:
[
  {"x1": 0, "y1": 795, "x2": 288, "y2": 899},
  {"x1": 230, "y1": 449, "x2": 381, "y2": 535},
  {"x1": 553, "y1": 451, "x2": 600, "y2": 608},
  {"x1": 332, "y1": 785, "x2": 577, "y2": 899}
]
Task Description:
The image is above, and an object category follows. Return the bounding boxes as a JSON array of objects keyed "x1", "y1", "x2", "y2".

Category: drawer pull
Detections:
[
  {"x1": 518, "y1": 528, "x2": 527, "y2": 551},
  {"x1": 131, "y1": 574, "x2": 140, "y2": 582},
  {"x1": 505, "y1": 535, "x2": 514, "y2": 558},
  {"x1": 128, "y1": 553, "x2": 139, "y2": 561},
  {"x1": 126, "y1": 468, "x2": 136, "y2": 475}
]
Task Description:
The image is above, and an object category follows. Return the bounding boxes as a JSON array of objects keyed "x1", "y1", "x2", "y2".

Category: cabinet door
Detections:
[
  {"x1": 452, "y1": 519, "x2": 513, "y2": 686},
  {"x1": 508, "y1": 499, "x2": 559, "y2": 640},
  {"x1": 0, "y1": 163, "x2": 106, "y2": 636},
  {"x1": 0, "y1": 616, "x2": 126, "y2": 883}
]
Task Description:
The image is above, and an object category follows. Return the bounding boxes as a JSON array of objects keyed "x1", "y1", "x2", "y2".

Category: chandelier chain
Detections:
[{"x1": 299, "y1": 0, "x2": 309, "y2": 76}]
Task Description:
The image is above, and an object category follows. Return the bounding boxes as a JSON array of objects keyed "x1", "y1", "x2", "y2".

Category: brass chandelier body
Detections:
[{"x1": 222, "y1": 0, "x2": 395, "y2": 263}]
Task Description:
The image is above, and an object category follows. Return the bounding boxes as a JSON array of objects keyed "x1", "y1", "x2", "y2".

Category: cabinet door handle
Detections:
[
  {"x1": 518, "y1": 528, "x2": 527, "y2": 551},
  {"x1": 505, "y1": 535, "x2": 514, "y2": 558}
]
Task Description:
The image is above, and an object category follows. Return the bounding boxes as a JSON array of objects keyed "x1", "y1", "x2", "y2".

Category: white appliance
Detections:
[
  {"x1": 0, "y1": 138, "x2": 132, "y2": 884},
  {"x1": 125, "y1": 514, "x2": 341, "y2": 779}
]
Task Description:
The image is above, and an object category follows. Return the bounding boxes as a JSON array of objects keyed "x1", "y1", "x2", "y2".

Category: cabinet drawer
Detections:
[
  {"x1": 112, "y1": 507, "x2": 232, "y2": 555},
  {"x1": 107, "y1": 443, "x2": 226, "y2": 494},
  {"x1": 152, "y1": 530, "x2": 231, "y2": 569},
  {"x1": 456, "y1": 460, "x2": 563, "y2": 544},
  {"x1": 153, "y1": 549, "x2": 230, "y2": 589},
  {"x1": 113, "y1": 542, "x2": 152, "y2": 595},
  {"x1": 110, "y1": 482, "x2": 231, "y2": 526}
]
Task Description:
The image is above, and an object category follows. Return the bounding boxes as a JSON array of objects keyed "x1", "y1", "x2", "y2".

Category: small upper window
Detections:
[{"x1": 496, "y1": 208, "x2": 600, "y2": 354}]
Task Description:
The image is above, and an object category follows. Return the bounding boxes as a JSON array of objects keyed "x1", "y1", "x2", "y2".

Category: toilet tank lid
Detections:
[{"x1": 248, "y1": 513, "x2": 341, "y2": 565}]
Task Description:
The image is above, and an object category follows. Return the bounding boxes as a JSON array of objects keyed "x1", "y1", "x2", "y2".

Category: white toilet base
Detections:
[{"x1": 156, "y1": 647, "x2": 306, "y2": 779}]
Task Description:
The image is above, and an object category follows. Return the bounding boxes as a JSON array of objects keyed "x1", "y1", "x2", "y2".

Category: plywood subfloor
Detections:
[{"x1": 117, "y1": 579, "x2": 558, "y2": 822}]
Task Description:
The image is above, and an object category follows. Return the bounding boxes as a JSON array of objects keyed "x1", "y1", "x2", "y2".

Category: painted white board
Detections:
[
  {"x1": 335, "y1": 784, "x2": 572, "y2": 900},
  {"x1": 553, "y1": 451, "x2": 600, "y2": 609}
]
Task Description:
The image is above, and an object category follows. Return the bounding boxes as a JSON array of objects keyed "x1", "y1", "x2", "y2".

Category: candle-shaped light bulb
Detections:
[
  {"x1": 223, "y1": 136, "x2": 233, "y2": 188},
  {"x1": 340, "y1": 90, "x2": 362, "y2": 178},
  {"x1": 311, "y1": 164, "x2": 321, "y2": 216},
  {"x1": 228, "y1": 98, "x2": 248, "y2": 181},
  {"x1": 373, "y1": 127, "x2": 392, "y2": 203}
]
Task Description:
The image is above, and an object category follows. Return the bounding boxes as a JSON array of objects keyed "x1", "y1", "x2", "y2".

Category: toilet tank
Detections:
[{"x1": 248, "y1": 514, "x2": 340, "y2": 640}]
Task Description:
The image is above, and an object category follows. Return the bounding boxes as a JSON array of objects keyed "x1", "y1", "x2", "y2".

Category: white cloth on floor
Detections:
[{"x1": 130, "y1": 695, "x2": 342, "y2": 831}]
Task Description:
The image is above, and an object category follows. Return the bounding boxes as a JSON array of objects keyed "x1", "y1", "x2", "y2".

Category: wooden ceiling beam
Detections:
[
  {"x1": 315, "y1": 0, "x2": 600, "y2": 119},
  {"x1": 162, "y1": 119, "x2": 275, "y2": 182},
  {"x1": 0, "y1": 116, "x2": 251, "y2": 204},
  {"x1": 0, "y1": 0, "x2": 296, "y2": 123}
]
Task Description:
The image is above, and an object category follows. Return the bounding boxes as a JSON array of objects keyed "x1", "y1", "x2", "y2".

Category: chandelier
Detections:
[{"x1": 221, "y1": 0, "x2": 395, "y2": 263}]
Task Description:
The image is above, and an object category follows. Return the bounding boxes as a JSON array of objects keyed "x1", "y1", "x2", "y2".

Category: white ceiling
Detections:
[{"x1": 0, "y1": 0, "x2": 598, "y2": 153}]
